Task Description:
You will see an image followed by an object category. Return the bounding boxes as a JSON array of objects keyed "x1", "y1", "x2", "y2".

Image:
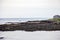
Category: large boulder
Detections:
[{"x1": 53, "y1": 15, "x2": 60, "y2": 18}]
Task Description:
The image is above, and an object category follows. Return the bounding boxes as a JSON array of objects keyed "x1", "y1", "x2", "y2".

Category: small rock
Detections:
[{"x1": 0, "y1": 37, "x2": 4, "y2": 39}]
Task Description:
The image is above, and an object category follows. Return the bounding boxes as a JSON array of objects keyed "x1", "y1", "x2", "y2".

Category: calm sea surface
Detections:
[
  {"x1": 0, "y1": 18, "x2": 47, "y2": 24},
  {"x1": 0, "y1": 18, "x2": 60, "y2": 40},
  {"x1": 0, "y1": 31, "x2": 60, "y2": 40}
]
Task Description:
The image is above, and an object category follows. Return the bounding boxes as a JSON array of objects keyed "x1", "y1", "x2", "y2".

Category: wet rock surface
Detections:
[
  {"x1": 0, "y1": 37, "x2": 4, "y2": 39},
  {"x1": 0, "y1": 20, "x2": 60, "y2": 31}
]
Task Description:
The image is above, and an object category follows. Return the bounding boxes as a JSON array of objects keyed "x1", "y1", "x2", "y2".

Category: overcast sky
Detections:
[{"x1": 0, "y1": 0, "x2": 60, "y2": 18}]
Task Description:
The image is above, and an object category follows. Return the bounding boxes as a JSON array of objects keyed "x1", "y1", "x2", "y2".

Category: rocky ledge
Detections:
[{"x1": 0, "y1": 20, "x2": 60, "y2": 31}]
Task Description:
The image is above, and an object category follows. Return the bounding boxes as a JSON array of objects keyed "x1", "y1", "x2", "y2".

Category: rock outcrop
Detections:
[
  {"x1": 53, "y1": 15, "x2": 60, "y2": 18},
  {"x1": 0, "y1": 20, "x2": 60, "y2": 31}
]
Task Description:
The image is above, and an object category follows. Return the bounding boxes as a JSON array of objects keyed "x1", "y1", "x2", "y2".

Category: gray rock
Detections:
[
  {"x1": 0, "y1": 37, "x2": 4, "y2": 39},
  {"x1": 53, "y1": 15, "x2": 60, "y2": 18}
]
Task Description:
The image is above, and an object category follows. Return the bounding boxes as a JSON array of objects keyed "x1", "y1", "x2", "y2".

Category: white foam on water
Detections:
[{"x1": 0, "y1": 31, "x2": 60, "y2": 40}]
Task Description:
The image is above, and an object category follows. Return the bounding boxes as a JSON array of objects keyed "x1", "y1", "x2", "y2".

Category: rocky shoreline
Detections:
[{"x1": 0, "y1": 20, "x2": 60, "y2": 31}]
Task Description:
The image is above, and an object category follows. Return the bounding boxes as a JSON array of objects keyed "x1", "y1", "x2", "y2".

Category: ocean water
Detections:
[
  {"x1": 0, "y1": 18, "x2": 60, "y2": 40},
  {"x1": 0, "y1": 18, "x2": 47, "y2": 24},
  {"x1": 0, "y1": 31, "x2": 60, "y2": 40}
]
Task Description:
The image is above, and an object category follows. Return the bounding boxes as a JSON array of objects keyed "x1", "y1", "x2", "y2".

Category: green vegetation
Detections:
[{"x1": 48, "y1": 18, "x2": 60, "y2": 22}]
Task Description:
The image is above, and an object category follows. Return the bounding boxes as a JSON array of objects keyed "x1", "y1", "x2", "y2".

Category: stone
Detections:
[{"x1": 53, "y1": 15, "x2": 60, "y2": 18}]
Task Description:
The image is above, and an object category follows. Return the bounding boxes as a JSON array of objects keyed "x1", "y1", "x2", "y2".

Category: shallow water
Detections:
[{"x1": 0, "y1": 31, "x2": 60, "y2": 40}]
